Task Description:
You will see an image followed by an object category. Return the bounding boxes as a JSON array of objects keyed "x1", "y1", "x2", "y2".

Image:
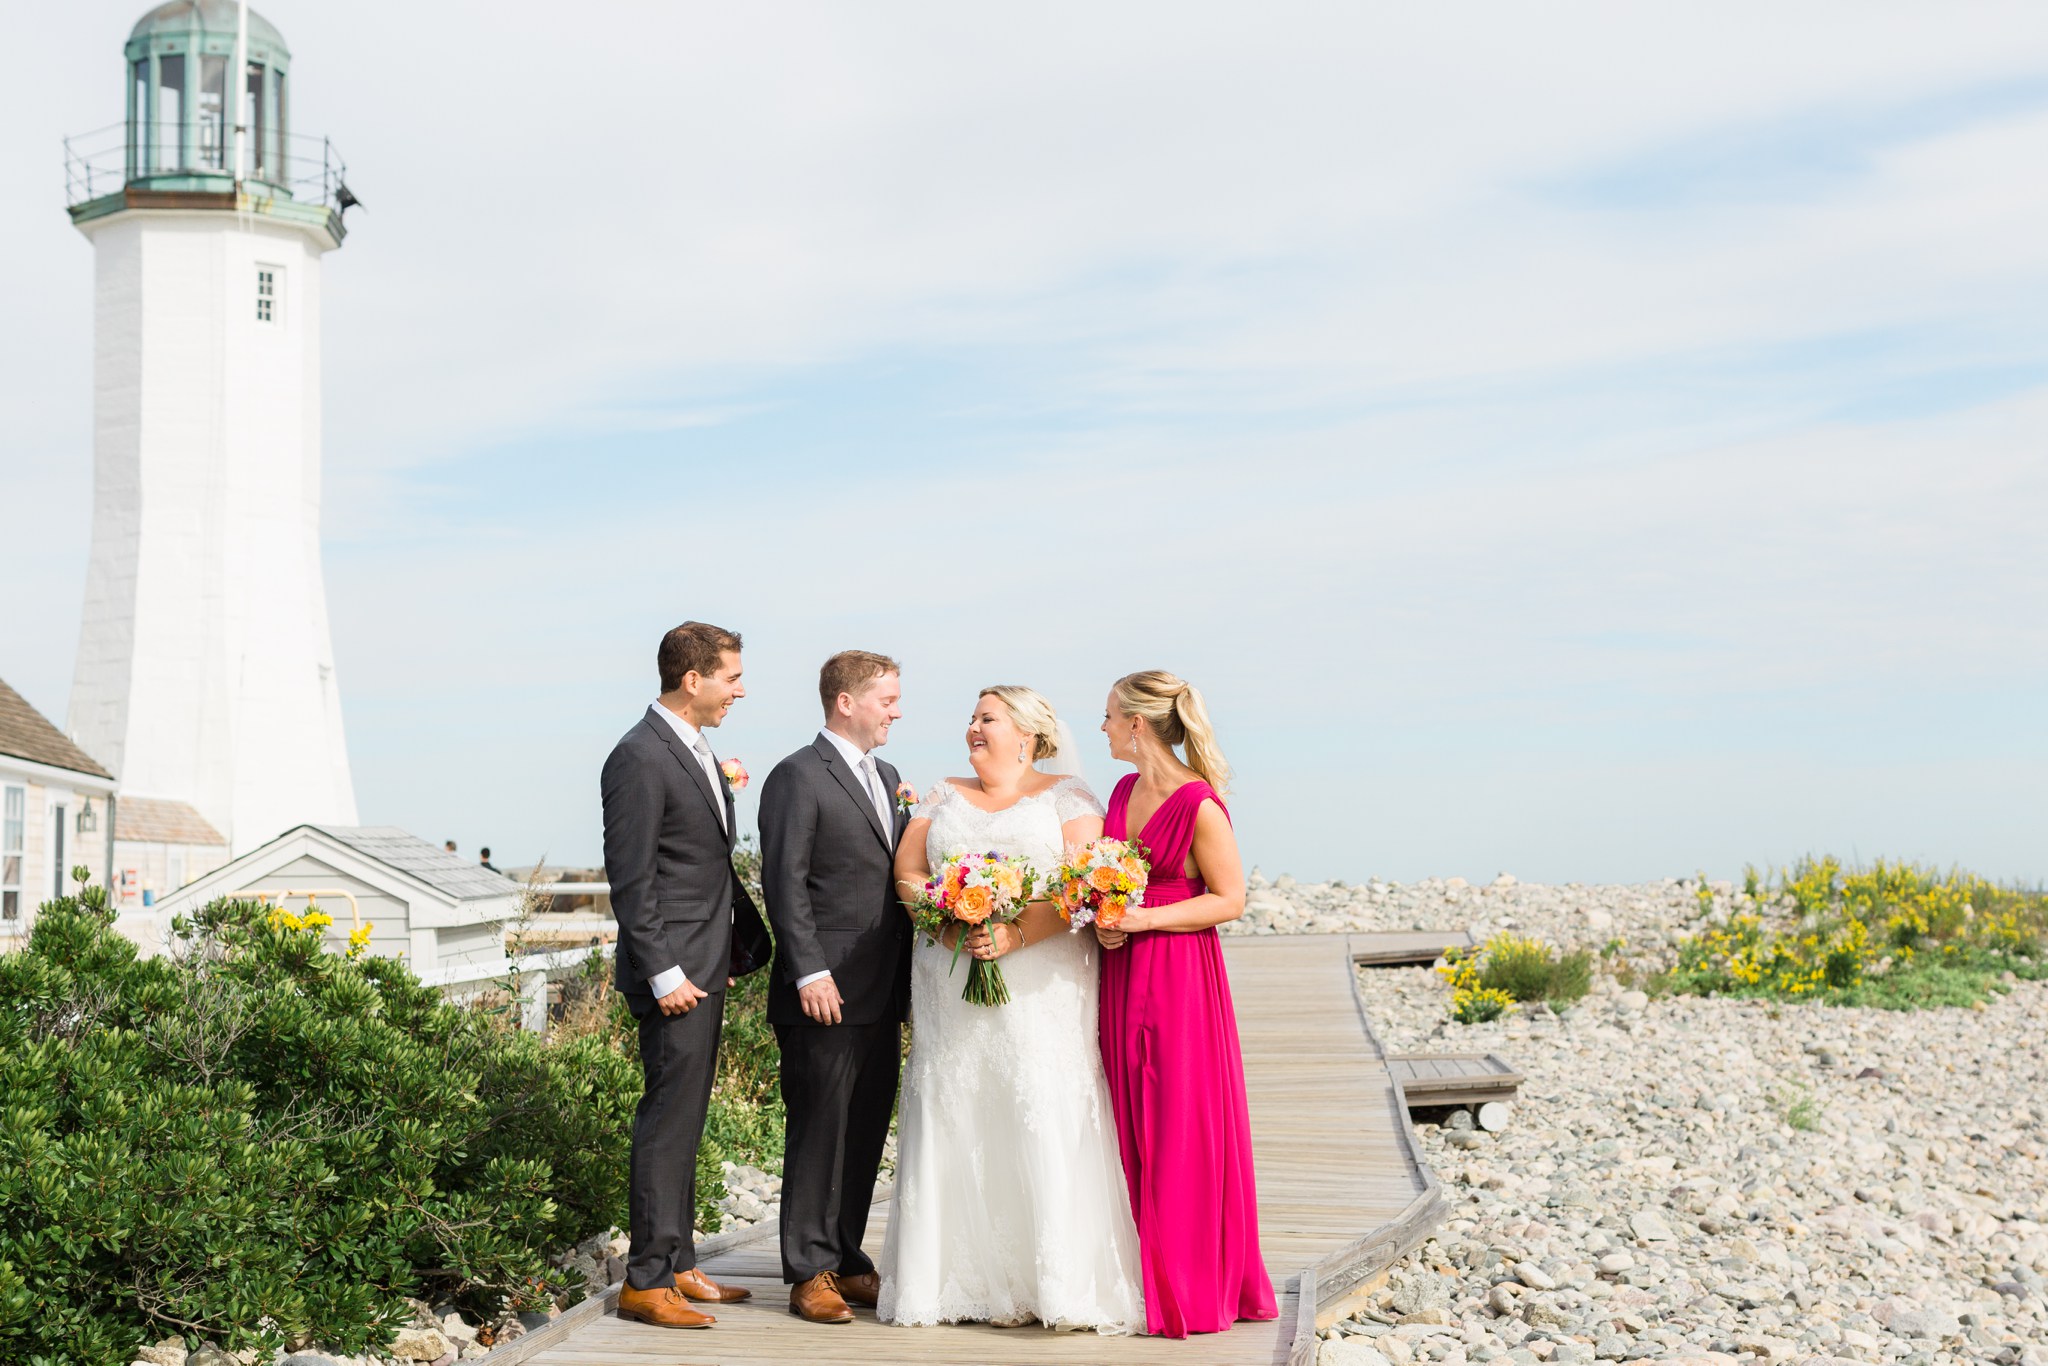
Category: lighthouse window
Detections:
[
  {"x1": 256, "y1": 268, "x2": 279, "y2": 323},
  {"x1": 131, "y1": 61, "x2": 149, "y2": 177},
  {"x1": 245, "y1": 63, "x2": 266, "y2": 177},
  {"x1": 274, "y1": 70, "x2": 288, "y2": 176},
  {"x1": 197, "y1": 55, "x2": 227, "y2": 169},
  {"x1": 158, "y1": 56, "x2": 186, "y2": 172}
]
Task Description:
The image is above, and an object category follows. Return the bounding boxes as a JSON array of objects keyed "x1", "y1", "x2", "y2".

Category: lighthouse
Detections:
[{"x1": 64, "y1": 0, "x2": 357, "y2": 856}]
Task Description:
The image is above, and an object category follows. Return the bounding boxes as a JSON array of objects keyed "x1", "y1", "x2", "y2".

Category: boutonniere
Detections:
[
  {"x1": 720, "y1": 757, "x2": 749, "y2": 793},
  {"x1": 895, "y1": 781, "x2": 918, "y2": 815}
]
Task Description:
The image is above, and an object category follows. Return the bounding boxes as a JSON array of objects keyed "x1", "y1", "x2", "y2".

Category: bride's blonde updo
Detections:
[
  {"x1": 979, "y1": 685, "x2": 1062, "y2": 763},
  {"x1": 1113, "y1": 670, "x2": 1231, "y2": 796}
]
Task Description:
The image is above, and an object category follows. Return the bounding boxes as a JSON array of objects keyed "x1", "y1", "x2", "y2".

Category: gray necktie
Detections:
[
  {"x1": 860, "y1": 754, "x2": 890, "y2": 831},
  {"x1": 694, "y1": 733, "x2": 728, "y2": 832}
]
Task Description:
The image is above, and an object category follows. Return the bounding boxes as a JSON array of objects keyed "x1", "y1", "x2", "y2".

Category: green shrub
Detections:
[
  {"x1": 1436, "y1": 935, "x2": 1593, "y2": 1028},
  {"x1": 1441, "y1": 934, "x2": 1594, "y2": 1008},
  {"x1": 0, "y1": 886, "x2": 640, "y2": 1365}
]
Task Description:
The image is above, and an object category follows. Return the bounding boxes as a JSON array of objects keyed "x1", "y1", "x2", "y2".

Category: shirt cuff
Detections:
[
  {"x1": 795, "y1": 970, "x2": 832, "y2": 989},
  {"x1": 648, "y1": 965, "x2": 689, "y2": 998}
]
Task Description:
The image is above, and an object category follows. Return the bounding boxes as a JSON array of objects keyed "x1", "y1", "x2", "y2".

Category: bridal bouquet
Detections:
[
  {"x1": 1050, "y1": 839, "x2": 1149, "y2": 932},
  {"x1": 911, "y1": 850, "x2": 1039, "y2": 1006}
]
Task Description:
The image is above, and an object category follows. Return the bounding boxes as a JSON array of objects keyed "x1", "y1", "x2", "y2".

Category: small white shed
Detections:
[{"x1": 154, "y1": 825, "x2": 522, "y2": 983}]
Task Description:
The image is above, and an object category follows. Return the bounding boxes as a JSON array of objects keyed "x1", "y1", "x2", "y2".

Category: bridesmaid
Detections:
[{"x1": 1094, "y1": 670, "x2": 1277, "y2": 1338}]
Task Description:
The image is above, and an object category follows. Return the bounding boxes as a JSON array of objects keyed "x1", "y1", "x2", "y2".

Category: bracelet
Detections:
[{"x1": 1009, "y1": 923, "x2": 1026, "y2": 953}]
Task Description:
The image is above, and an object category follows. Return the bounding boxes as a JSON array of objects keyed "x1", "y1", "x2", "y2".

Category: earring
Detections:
[{"x1": 1018, "y1": 742, "x2": 1028, "y2": 764}]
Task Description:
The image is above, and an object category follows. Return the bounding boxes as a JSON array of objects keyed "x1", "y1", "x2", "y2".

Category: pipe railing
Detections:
[{"x1": 62, "y1": 122, "x2": 349, "y2": 210}]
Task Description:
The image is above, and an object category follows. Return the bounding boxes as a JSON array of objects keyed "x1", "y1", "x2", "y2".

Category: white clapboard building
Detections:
[
  {"x1": 0, "y1": 677, "x2": 118, "y2": 945},
  {"x1": 154, "y1": 825, "x2": 521, "y2": 984}
]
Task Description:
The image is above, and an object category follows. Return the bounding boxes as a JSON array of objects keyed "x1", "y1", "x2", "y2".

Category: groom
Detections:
[
  {"x1": 601, "y1": 621, "x2": 771, "y2": 1330},
  {"x1": 757, "y1": 650, "x2": 912, "y2": 1324}
]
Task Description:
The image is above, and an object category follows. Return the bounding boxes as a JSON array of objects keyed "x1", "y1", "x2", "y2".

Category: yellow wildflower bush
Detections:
[{"x1": 1672, "y1": 857, "x2": 2045, "y2": 1007}]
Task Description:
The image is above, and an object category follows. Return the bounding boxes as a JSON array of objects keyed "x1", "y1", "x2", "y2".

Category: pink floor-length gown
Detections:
[{"x1": 1099, "y1": 776, "x2": 1278, "y2": 1338}]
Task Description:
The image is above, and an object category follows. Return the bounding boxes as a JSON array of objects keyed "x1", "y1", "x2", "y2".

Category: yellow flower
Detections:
[{"x1": 347, "y1": 923, "x2": 374, "y2": 957}]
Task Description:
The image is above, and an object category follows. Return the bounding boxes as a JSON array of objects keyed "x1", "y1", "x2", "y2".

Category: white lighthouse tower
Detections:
[{"x1": 65, "y1": 0, "x2": 357, "y2": 855}]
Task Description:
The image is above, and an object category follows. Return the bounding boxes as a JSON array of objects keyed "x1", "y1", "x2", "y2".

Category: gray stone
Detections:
[
  {"x1": 1629, "y1": 1210, "x2": 1676, "y2": 1243},
  {"x1": 136, "y1": 1343, "x2": 189, "y2": 1366},
  {"x1": 1515, "y1": 1261, "x2": 1558, "y2": 1291},
  {"x1": 389, "y1": 1329, "x2": 453, "y2": 1362},
  {"x1": 1320, "y1": 1341, "x2": 1395, "y2": 1366}
]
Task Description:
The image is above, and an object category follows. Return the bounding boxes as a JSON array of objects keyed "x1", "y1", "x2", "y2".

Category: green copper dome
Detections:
[{"x1": 128, "y1": 2, "x2": 289, "y2": 61}]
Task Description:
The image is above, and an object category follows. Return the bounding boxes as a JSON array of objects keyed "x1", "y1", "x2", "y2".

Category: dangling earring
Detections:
[
  {"x1": 1017, "y1": 741, "x2": 1028, "y2": 764},
  {"x1": 1129, "y1": 727, "x2": 1141, "y2": 759}
]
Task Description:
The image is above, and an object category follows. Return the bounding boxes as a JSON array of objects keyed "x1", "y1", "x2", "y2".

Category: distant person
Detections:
[
  {"x1": 479, "y1": 847, "x2": 501, "y2": 874},
  {"x1": 601, "y1": 620, "x2": 770, "y2": 1331},
  {"x1": 445, "y1": 840, "x2": 457, "y2": 854}
]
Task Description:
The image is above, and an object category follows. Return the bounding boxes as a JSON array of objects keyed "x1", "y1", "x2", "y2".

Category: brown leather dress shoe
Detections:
[
  {"x1": 674, "y1": 1267, "x2": 752, "y2": 1303},
  {"x1": 618, "y1": 1283, "x2": 715, "y2": 1329},
  {"x1": 789, "y1": 1271, "x2": 855, "y2": 1323},
  {"x1": 836, "y1": 1271, "x2": 880, "y2": 1308}
]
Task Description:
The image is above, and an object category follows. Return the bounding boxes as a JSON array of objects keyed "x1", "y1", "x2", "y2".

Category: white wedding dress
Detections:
[{"x1": 877, "y1": 777, "x2": 1146, "y2": 1334}]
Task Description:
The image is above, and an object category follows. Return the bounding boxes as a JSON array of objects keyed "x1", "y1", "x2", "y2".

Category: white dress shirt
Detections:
[
  {"x1": 644, "y1": 701, "x2": 728, "y2": 999},
  {"x1": 798, "y1": 728, "x2": 892, "y2": 991}
]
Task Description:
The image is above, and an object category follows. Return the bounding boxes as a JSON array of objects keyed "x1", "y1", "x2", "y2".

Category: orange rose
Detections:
[
  {"x1": 1066, "y1": 877, "x2": 1088, "y2": 905},
  {"x1": 1097, "y1": 900, "x2": 1126, "y2": 929},
  {"x1": 1089, "y1": 865, "x2": 1120, "y2": 893},
  {"x1": 943, "y1": 865, "x2": 967, "y2": 896},
  {"x1": 956, "y1": 885, "x2": 994, "y2": 923},
  {"x1": 1120, "y1": 857, "x2": 1145, "y2": 881}
]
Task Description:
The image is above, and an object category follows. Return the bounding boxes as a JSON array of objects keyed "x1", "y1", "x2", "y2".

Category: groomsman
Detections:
[
  {"x1": 601, "y1": 621, "x2": 771, "y2": 1330},
  {"x1": 758, "y1": 651, "x2": 912, "y2": 1323}
]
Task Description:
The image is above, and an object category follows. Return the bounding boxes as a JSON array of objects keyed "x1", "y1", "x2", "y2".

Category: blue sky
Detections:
[{"x1": 3, "y1": 2, "x2": 2044, "y2": 884}]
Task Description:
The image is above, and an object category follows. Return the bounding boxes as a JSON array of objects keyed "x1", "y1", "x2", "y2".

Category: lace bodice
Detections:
[{"x1": 915, "y1": 776, "x2": 1104, "y2": 875}]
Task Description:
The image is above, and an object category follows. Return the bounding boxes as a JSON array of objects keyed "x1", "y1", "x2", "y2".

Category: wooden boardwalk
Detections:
[
  {"x1": 1386, "y1": 1053, "x2": 1524, "y2": 1108},
  {"x1": 508, "y1": 933, "x2": 1446, "y2": 1366}
]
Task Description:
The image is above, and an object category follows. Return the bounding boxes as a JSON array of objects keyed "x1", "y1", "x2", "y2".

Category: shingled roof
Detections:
[
  {"x1": 310, "y1": 826, "x2": 518, "y2": 902},
  {"x1": 116, "y1": 796, "x2": 226, "y2": 846},
  {"x1": 0, "y1": 677, "x2": 114, "y2": 780}
]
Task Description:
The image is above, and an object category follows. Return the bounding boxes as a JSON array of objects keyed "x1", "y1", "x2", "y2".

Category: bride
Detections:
[{"x1": 877, "y1": 685, "x2": 1145, "y2": 1334}]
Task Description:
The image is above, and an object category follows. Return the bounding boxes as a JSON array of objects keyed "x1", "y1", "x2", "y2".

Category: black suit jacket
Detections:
[
  {"x1": 757, "y1": 734, "x2": 912, "y2": 1028},
  {"x1": 601, "y1": 706, "x2": 770, "y2": 998}
]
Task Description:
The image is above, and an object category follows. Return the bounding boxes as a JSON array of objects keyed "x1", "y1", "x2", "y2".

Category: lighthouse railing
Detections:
[{"x1": 64, "y1": 123, "x2": 349, "y2": 211}]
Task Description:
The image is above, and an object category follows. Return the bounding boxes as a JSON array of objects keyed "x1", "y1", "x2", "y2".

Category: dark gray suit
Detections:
[
  {"x1": 757, "y1": 733, "x2": 911, "y2": 1283},
  {"x1": 601, "y1": 706, "x2": 771, "y2": 1291}
]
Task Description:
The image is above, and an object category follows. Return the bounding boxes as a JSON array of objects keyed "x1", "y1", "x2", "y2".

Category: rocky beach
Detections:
[{"x1": 1248, "y1": 873, "x2": 2048, "y2": 1366}]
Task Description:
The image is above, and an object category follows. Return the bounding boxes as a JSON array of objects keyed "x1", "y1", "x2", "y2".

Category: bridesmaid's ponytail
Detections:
[
  {"x1": 1170, "y1": 682, "x2": 1232, "y2": 798},
  {"x1": 1112, "y1": 671, "x2": 1233, "y2": 797}
]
